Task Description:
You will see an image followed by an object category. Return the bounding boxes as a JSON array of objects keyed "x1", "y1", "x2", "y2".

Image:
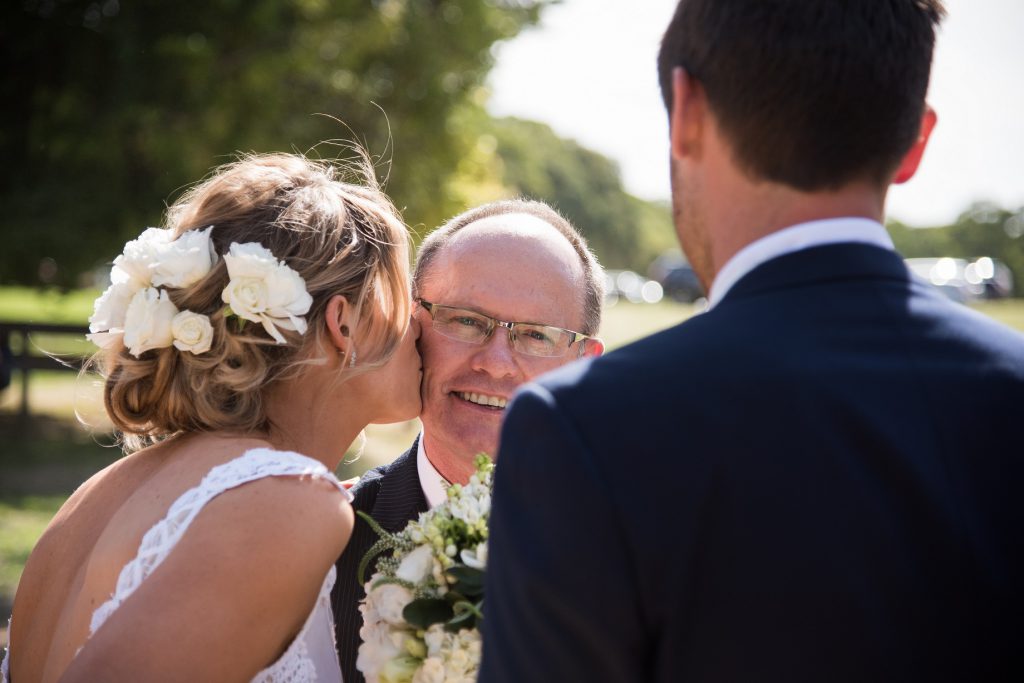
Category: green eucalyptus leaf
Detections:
[
  {"x1": 444, "y1": 609, "x2": 477, "y2": 633},
  {"x1": 403, "y1": 598, "x2": 454, "y2": 629}
]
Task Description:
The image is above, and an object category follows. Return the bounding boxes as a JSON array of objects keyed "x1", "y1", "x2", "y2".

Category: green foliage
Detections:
[
  {"x1": 888, "y1": 202, "x2": 1024, "y2": 295},
  {"x1": 0, "y1": 0, "x2": 549, "y2": 287},
  {"x1": 483, "y1": 117, "x2": 677, "y2": 272}
]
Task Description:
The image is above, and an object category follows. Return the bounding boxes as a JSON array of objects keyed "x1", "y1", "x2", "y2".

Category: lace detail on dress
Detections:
[{"x1": 85, "y1": 448, "x2": 351, "y2": 682}]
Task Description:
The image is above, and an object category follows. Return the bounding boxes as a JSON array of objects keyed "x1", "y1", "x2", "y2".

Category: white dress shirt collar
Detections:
[
  {"x1": 416, "y1": 433, "x2": 449, "y2": 508},
  {"x1": 707, "y1": 217, "x2": 894, "y2": 309}
]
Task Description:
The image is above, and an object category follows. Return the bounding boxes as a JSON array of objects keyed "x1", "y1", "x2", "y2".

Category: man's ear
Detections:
[
  {"x1": 325, "y1": 295, "x2": 354, "y2": 357},
  {"x1": 670, "y1": 67, "x2": 705, "y2": 161},
  {"x1": 581, "y1": 337, "x2": 605, "y2": 358},
  {"x1": 893, "y1": 106, "x2": 937, "y2": 185}
]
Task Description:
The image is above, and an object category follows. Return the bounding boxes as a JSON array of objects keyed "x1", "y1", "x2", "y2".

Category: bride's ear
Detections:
[{"x1": 325, "y1": 295, "x2": 355, "y2": 358}]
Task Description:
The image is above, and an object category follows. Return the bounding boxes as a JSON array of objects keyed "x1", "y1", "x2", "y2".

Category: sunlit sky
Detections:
[{"x1": 487, "y1": 0, "x2": 1024, "y2": 227}]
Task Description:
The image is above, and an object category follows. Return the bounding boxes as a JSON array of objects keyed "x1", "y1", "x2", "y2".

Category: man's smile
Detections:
[{"x1": 454, "y1": 391, "x2": 508, "y2": 409}]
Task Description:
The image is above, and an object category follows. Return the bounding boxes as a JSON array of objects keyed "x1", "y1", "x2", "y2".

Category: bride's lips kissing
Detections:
[{"x1": 452, "y1": 390, "x2": 508, "y2": 410}]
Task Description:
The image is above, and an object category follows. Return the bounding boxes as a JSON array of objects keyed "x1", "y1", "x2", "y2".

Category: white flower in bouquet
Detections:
[{"x1": 357, "y1": 455, "x2": 494, "y2": 683}]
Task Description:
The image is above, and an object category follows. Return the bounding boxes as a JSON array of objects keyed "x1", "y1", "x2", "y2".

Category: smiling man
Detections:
[{"x1": 331, "y1": 198, "x2": 604, "y2": 682}]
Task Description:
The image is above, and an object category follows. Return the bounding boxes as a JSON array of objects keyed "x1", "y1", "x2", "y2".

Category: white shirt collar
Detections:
[
  {"x1": 416, "y1": 433, "x2": 449, "y2": 508},
  {"x1": 707, "y1": 217, "x2": 894, "y2": 309}
]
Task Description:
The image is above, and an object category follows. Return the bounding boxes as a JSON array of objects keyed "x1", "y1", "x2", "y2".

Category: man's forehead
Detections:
[{"x1": 440, "y1": 212, "x2": 580, "y2": 265}]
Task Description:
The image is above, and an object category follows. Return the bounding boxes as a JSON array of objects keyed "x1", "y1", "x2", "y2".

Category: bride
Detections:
[{"x1": 1, "y1": 152, "x2": 421, "y2": 682}]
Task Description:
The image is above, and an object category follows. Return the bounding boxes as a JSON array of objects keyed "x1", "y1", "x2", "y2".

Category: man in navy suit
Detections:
[
  {"x1": 482, "y1": 1, "x2": 1024, "y2": 681},
  {"x1": 331, "y1": 199, "x2": 604, "y2": 681}
]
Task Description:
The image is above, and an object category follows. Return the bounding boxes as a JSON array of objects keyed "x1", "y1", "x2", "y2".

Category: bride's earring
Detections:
[{"x1": 339, "y1": 324, "x2": 356, "y2": 367}]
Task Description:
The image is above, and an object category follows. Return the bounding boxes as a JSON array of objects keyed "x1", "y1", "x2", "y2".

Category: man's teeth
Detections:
[{"x1": 458, "y1": 392, "x2": 507, "y2": 409}]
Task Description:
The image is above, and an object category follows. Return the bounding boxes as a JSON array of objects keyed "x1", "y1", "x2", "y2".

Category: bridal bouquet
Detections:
[{"x1": 357, "y1": 455, "x2": 493, "y2": 683}]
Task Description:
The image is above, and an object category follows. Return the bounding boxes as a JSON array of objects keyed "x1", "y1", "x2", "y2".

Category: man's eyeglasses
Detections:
[{"x1": 417, "y1": 299, "x2": 591, "y2": 358}]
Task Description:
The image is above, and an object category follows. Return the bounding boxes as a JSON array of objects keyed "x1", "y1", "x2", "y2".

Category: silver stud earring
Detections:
[{"x1": 349, "y1": 348, "x2": 357, "y2": 367}]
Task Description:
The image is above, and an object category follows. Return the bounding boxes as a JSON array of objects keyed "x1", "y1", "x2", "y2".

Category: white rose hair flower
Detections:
[
  {"x1": 221, "y1": 242, "x2": 312, "y2": 344},
  {"x1": 123, "y1": 287, "x2": 179, "y2": 357},
  {"x1": 150, "y1": 226, "x2": 216, "y2": 289},
  {"x1": 89, "y1": 226, "x2": 311, "y2": 357},
  {"x1": 113, "y1": 227, "x2": 172, "y2": 287},
  {"x1": 171, "y1": 311, "x2": 215, "y2": 355}
]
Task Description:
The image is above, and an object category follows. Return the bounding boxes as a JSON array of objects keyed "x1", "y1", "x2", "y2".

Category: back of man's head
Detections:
[{"x1": 658, "y1": 0, "x2": 946, "y2": 191}]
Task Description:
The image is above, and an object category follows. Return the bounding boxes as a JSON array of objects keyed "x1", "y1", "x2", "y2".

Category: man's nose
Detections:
[{"x1": 469, "y1": 326, "x2": 521, "y2": 378}]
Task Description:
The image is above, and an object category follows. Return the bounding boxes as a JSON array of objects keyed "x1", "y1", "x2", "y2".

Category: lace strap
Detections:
[{"x1": 89, "y1": 448, "x2": 349, "y2": 636}]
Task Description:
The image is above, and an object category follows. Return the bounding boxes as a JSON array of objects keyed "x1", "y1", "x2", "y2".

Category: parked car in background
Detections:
[
  {"x1": 647, "y1": 251, "x2": 706, "y2": 304},
  {"x1": 661, "y1": 264, "x2": 705, "y2": 303},
  {"x1": 904, "y1": 257, "x2": 1014, "y2": 303},
  {"x1": 604, "y1": 269, "x2": 663, "y2": 305}
]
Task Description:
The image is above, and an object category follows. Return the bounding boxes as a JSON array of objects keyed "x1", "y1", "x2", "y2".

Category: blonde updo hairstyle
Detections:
[{"x1": 95, "y1": 152, "x2": 412, "y2": 451}]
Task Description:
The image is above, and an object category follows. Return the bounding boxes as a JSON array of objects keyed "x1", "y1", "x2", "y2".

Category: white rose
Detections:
[
  {"x1": 357, "y1": 626, "x2": 402, "y2": 682},
  {"x1": 396, "y1": 545, "x2": 435, "y2": 585},
  {"x1": 89, "y1": 280, "x2": 138, "y2": 334},
  {"x1": 412, "y1": 658, "x2": 445, "y2": 683},
  {"x1": 114, "y1": 227, "x2": 172, "y2": 287},
  {"x1": 171, "y1": 311, "x2": 214, "y2": 354},
  {"x1": 151, "y1": 226, "x2": 216, "y2": 289},
  {"x1": 262, "y1": 261, "x2": 313, "y2": 331},
  {"x1": 221, "y1": 242, "x2": 311, "y2": 344},
  {"x1": 123, "y1": 287, "x2": 179, "y2": 357},
  {"x1": 371, "y1": 584, "x2": 414, "y2": 626}
]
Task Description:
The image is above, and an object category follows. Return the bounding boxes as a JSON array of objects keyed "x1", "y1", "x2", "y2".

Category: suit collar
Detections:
[
  {"x1": 708, "y1": 218, "x2": 893, "y2": 308},
  {"x1": 372, "y1": 435, "x2": 430, "y2": 532},
  {"x1": 720, "y1": 242, "x2": 911, "y2": 307}
]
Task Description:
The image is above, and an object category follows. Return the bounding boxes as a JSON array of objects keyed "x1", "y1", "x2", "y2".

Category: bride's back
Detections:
[{"x1": 11, "y1": 437, "x2": 258, "y2": 682}]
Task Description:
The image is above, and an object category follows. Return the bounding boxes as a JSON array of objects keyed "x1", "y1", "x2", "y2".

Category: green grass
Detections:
[{"x1": 0, "y1": 287, "x2": 98, "y2": 325}]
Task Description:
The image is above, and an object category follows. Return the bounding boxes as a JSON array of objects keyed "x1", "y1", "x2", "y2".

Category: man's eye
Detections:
[
  {"x1": 452, "y1": 316, "x2": 484, "y2": 328},
  {"x1": 521, "y1": 328, "x2": 553, "y2": 343}
]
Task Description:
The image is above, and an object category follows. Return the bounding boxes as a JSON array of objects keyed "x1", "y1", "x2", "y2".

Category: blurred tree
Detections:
[
  {"x1": 0, "y1": 0, "x2": 548, "y2": 287},
  {"x1": 479, "y1": 116, "x2": 677, "y2": 272}
]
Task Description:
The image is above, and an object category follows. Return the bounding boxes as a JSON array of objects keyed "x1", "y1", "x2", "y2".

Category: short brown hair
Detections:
[
  {"x1": 658, "y1": 0, "x2": 945, "y2": 190},
  {"x1": 413, "y1": 199, "x2": 604, "y2": 336},
  {"x1": 95, "y1": 152, "x2": 411, "y2": 451}
]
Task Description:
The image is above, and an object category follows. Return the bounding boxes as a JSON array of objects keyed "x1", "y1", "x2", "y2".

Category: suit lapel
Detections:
[{"x1": 371, "y1": 435, "x2": 430, "y2": 533}]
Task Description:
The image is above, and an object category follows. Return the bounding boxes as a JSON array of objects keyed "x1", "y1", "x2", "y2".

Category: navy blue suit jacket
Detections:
[
  {"x1": 331, "y1": 438, "x2": 429, "y2": 683},
  {"x1": 481, "y1": 244, "x2": 1024, "y2": 682}
]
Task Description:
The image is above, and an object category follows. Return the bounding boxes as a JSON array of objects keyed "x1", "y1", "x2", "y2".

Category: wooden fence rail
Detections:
[{"x1": 0, "y1": 321, "x2": 89, "y2": 418}]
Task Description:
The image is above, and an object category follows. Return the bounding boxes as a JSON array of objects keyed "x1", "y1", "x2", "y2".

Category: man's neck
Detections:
[
  {"x1": 420, "y1": 432, "x2": 478, "y2": 486},
  {"x1": 705, "y1": 174, "x2": 887, "y2": 284}
]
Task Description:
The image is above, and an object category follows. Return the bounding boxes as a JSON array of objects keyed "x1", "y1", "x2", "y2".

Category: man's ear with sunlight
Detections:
[{"x1": 893, "y1": 106, "x2": 938, "y2": 185}]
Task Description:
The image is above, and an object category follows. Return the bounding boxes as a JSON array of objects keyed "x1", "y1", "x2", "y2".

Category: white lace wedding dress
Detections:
[{"x1": 1, "y1": 448, "x2": 350, "y2": 682}]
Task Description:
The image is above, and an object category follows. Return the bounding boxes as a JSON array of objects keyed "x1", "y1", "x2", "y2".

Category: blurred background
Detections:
[{"x1": 1, "y1": 0, "x2": 1023, "y2": 624}]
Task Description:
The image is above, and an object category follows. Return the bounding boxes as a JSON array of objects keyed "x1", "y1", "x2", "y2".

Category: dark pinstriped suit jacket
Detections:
[{"x1": 331, "y1": 438, "x2": 429, "y2": 683}]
